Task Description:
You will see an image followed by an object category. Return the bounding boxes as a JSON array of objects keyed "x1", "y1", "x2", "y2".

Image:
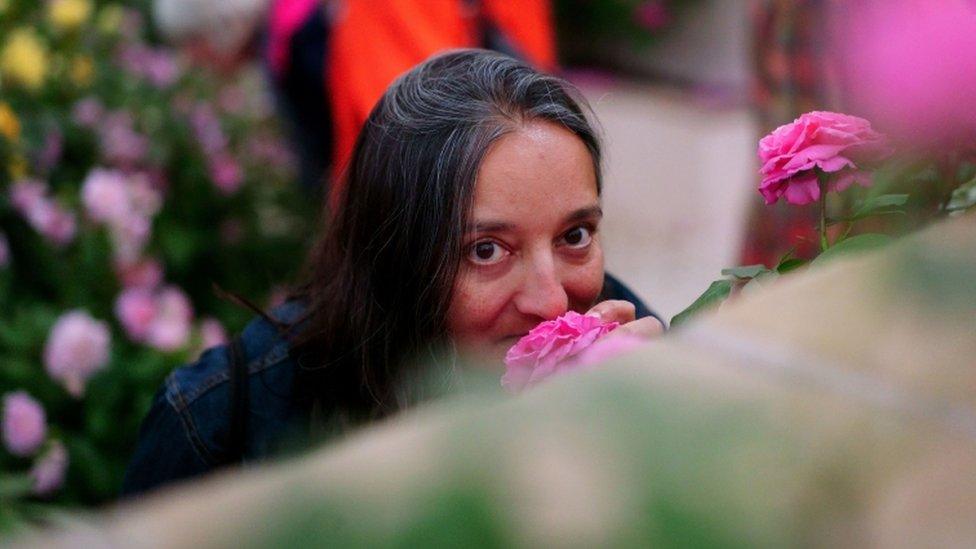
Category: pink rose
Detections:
[
  {"x1": 0, "y1": 231, "x2": 9, "y2": 268},
  {"x1": 831, "y1": 0, "x2": 976, "y2": 147},
  {"x1": 99, "y1": 111, "x2": 148, "y2": 166},
  {"x1": 758, "y1": 111, "x2": 892, "y2": 206},
  {"x1": 9, "y1": 179, "x2": 77, "y2": 247},
  {"x1": 43, "y1": 310, "x2": 112, "y2": 398},
  {"x1": 208, "y1": 153, "x2": 244, "y2": 195},
  {"x1": 633, "y1": 1, "x2": 672, "y2": 32},
  {"x1": 502, "y1": 311, "x2": 619, "y2": 394},
  {"x1": 71, "y1": 97, "x2": 104, "y2": 127},
  {"x1": 30, "y1": 440, "x2": 68, "y2": 496},
  {"x1": 199, "y1": 317, "x2": 228, "y2": 349},
  {"x1": 81, "y1": 168, "x2": 130, "y2": 224},
  {"x1": 144, "y1": 286, "x2": 193, "y2": 351},
  {"x1": 2, "y1": 391, "x2": 47, "y2": 457},
  {"x1": 115, "y1": 287, "x2": 158, "y2": 341},
  {"x1": 115, "y1": 257, "x2": 163, "y2": 289}
]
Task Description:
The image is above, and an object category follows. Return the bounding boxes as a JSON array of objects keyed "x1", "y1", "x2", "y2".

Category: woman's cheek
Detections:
[
  {"x1": 446, "y1": 273, "x2": 512, "y2": 345},
  {"x1": 566, "y1": 246, "x2": 605, "y2": 310}
]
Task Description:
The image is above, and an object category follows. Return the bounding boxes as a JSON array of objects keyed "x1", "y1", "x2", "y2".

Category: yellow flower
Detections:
[
  {"x1": 96, "y1": 4, "x2": 124, "y2": 35},
  {"x1": 47, "y1": 0, "x2": 93, "y2": 32},
  {"x1": 69, "y1": 55, "x2": 95, "y2": 87},
  {"x1": 0, "y1": 29, "x2": 48, "y2": 91},
  {"x1": 0, "y1": 102, "x2": 20, "y2": 143},
  {"x1": 8, "y1": 154, "x2": 28, "y2": 179}
]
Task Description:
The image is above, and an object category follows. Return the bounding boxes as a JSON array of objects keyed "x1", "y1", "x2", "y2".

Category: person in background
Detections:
[{"x1": 154, "y1": 0, "x2": 558, "y2": 195}]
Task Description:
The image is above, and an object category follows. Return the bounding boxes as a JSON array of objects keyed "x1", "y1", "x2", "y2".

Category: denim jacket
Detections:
[{"x1": 121, "y1": 274, "x2": 661, "y2": 496}]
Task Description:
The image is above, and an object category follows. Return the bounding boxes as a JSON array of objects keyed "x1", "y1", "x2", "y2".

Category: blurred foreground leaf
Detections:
[
  {"x1": 813, "y1": 233, "x2": 893, "y2": 266},
  {"x1": 670, "y1": 280, "x2": 733, "y2": 329}
]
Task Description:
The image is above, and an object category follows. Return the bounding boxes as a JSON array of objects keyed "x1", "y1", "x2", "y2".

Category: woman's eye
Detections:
[
  {"x1": 562, "y1": 226, "x2": 593, "y2": 249},
  {"x1": 467, "y1": 240, "x2": 508, "y2": 265}
]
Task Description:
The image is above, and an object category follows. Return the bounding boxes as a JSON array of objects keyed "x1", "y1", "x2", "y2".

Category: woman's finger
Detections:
[
  {"x1": 615, "y1": 316, "x2": 664, "y2": 340},
  {"x1": 586, "y1": 300, "x2": 636, "y2": 325}
]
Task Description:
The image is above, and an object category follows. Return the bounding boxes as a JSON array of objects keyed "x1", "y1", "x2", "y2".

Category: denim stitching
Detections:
[{"x1": 165, "y1": 374, "x2": 219, "y2": 465}]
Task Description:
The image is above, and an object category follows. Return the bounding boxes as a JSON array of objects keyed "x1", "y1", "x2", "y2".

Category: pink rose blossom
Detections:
[
  {"x1": 43, "y1": 310, "x2": 111, "y2": 398},
  {"x1": 198, "y1": 317, "x2": 228, "y2": 352},
  {"x1": 0, "y1": 232, "x2": 9, "y2": 268},
  {"x1": 81, "y1": 168, "x2": 131, "y2": 224},
  {"x1": 2, "y1": 391, "x2": 47, "y2": 457},
  {"x1": 145, "y1": 286, "x2": 193, "y2": 351},
  {"x1": 116, "y1": 257, "x2": 163, "y2": 289},
  {"x1": 208, "y1": 153, "x2": 244, "y2": 195},
  {"x1": 99, "y1": 111, "x2": 148, "y2": 166},
  {"x1": 71, "y1": 97, "x2": 104, "y2": 127},
  {"x1": 633, "y1": 1, "x2": 672, "y2": 32},
  {"x1": 831, "y1": 0, "x2": 976, "y2": 147},
  {"x1": 758, "y1": 111, "x2": 892, "y2": 206},
  {"x1": 502, "y1": 311, "x2": 619, "y2": 394},
  {"x1": 9, "y1": 179, "x2": 77, "y2": 247},
  {"x1": 115, "y1": 287, "x2": 158, "y2": 341},
  {"x1": 30, "y1": 440, "x2": 68, "y2": 496}
]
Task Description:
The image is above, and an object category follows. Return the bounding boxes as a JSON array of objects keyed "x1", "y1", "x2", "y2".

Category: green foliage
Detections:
[
  {"x1": 670, "y1": 280, "x2": 732, "y2": 329},
  {"x1": 812, "y1": 234, "x2": 893, "y2": 266}
]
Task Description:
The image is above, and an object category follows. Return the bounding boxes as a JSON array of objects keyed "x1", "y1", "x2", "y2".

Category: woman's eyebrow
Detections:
[
  {"x1": 565, "y1": 205, "x2": 603, "y2": 223},
  {"x1": 467, "y1": 220, "x2": 514, "y2": 233}
]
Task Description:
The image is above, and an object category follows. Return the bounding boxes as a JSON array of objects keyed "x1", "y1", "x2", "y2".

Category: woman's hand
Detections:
[{"x1": 586, "y1": 300, "x2": 664, "y2": 339}]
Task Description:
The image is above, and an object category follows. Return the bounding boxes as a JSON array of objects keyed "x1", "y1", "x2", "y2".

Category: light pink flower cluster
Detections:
[
  {"x1": 43, "y1": 310, "x2": 112, "y2": 397},
  {"x1": 2, "y1": 391, "x2": 47, "y2": 457},
  {"x1": 31, "y1": 440, "x2": 68, "y2": 496},
  {"x1": 758, "y1": 111, "x2": 892, "y2": 206},
  {"x1": 9, "y1": 179, "x2": 77, "y2": 247},
  {"x1": 189, "y1": 103, "x2": 243, "y2": 194},
  {"x1": 72, "y1": 97, "x2": 105, "y2": 127},
  {"x1": 115, "y1": 285, "x2": 194, "y2": 351},
  {"x1": 81, "y1": 168, "x2": 162, "y2": 264},
  {"x1": 503, "y1": 311, "x2": 620, "y2": 394}
]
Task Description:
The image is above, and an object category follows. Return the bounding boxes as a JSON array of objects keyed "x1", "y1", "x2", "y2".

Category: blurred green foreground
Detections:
[{"x1": 16, "y1": 213, "x2": 976, "y2": 547}]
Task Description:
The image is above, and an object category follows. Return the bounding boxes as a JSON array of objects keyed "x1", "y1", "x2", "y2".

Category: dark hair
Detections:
[{"x1": 291, "y1": 48, "x2": 602, "y2": 424}]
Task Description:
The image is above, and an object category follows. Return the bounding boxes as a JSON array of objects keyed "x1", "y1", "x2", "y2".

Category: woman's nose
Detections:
[{"x1": 513, "y1": 253, "x2": 569, "y2": 320}]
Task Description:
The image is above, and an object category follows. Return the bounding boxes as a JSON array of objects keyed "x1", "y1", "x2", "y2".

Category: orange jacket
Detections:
[{"x1": 327, "y1": 0, "x2": 556, "y2": 200}]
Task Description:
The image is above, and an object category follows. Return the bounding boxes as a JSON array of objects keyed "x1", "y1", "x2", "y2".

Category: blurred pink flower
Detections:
[
  {"x1": 145, "y1": 286, "x2": 194, "y2": 351},
  {"x1": 758, "y1": 111, "x2": 892, "y2": 206},
  {"x1": 43, "y1": 310, "x2": 111, "y2": 398},
  {"x1": 9, "y1": 179, "x2": 77, "y2": 247},
  {"x1": 209, "y1": 153, "x2": 244, "y2": 194},
  {"x1": 110, "y1": 215, "x2": 151, "y2": 265},
  {"x1": 502, "y1": 311, "x2": 619, "y2": 394},
  {"x1": 99, "y1": 111, "x2": 148, "y2": 166},
  {"x1": 115, "y1": 287, "x2": 158, "y2": 341},
  {"x1": 245, "y1": 134, "x2": 295, "y2": 171},
  {"x1": 218, "y1": 85, "x2": 247, "y2": 114},
  {"x1": 567, "y1": 333, "x2": 647, "y2": 369},
  {"x1": 38, "y1": 130, "x2": 64, "y2": 173},
  {"x1": 81, "y1": 168, "x2": 130, "y2": 223},
  {"x1": 832, "y1": 0, "x2": 976, "y2": 147},
  {"x1": 71, "y1": 97, "x2": 104, "y2": 127},
  {"x1": 0, "y1": 232, "x2": 9, "y2": 268},
  {"x1": 199, "y1": 317, "x2": 228, "y2": 350},
  {"x1": 116, "y1": 257, "x2": 163, "y2": 289},
  {"x1": 189, "y1": 103, "x2": 227, "y2": 155},
  {"x1": 117, "y1": 45, "x2": 181, "y2": 88},
  {"x1": 633, "y1": 1, "x2": 672, "y2": 32},
  {"x1": 2, "y1": 391, "x2": 47, "y2": 457},
  {"x1": 30, "y1": 440, "x2": 68, "y2": 496}
]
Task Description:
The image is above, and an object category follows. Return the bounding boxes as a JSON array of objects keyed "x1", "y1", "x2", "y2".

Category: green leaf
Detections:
[
  {"x1": 670, "y1": 280, "x2": 733, "y2": 329},
  {"x1": 946, "y1": 176, "x2": 976, "y2": 214},
  {"x1": 813, "y1": 233, "x2": 893, "y2": 266},
  {"x1": 0, "y1": 474, "x2": 34, "y2": 499},
  {"x1": 851, "y1": 194, "x2": 909, "y2": 221},
  {"x1": 720, "y1": 265, "x2": 768, "y2": 279},
  {"x1": 741, "y1": 270, "x2": 780, "y2": 296},
  {"x1": 776, "y1": 258, "x2": 807, "y2": 274}
]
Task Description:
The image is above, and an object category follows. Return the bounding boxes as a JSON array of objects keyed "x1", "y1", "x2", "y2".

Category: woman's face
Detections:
[{"x1": 446, "y1": 120, "x2": 605, "y2": 362}]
